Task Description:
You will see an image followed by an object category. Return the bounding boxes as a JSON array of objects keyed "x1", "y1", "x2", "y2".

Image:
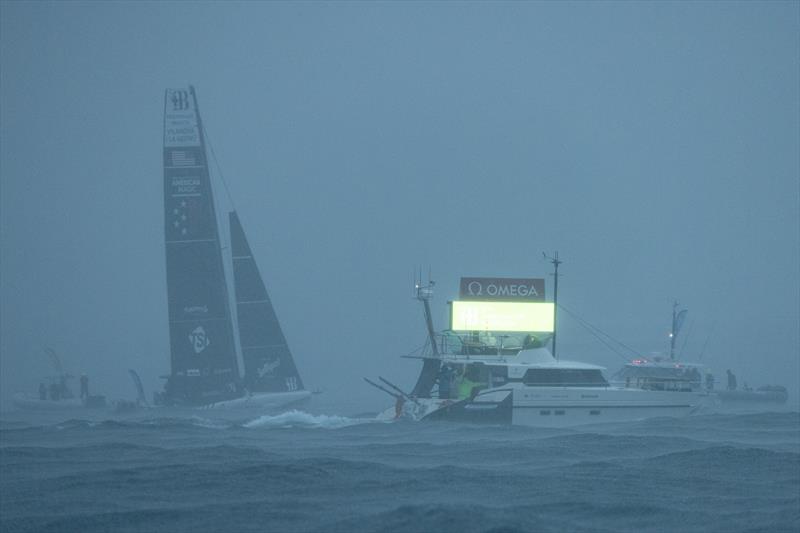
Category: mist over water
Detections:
[{"x1": 1, "y1": 2, "x2": 798, "y2": 532}]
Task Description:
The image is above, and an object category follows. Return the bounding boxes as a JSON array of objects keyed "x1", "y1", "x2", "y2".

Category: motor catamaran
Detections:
[
  {"x1": 370, "y1": 260, "x2": 704, "y2": 426},
  {"x1": 611, "y1": 303, "x2": 787, "y2": 407},
  {"x1": 13, "y1": 348, "x2": 107, "y2": 410},
  {"x1": 611, "y1": 302, "x2": 710, "y2": 394},
  {"x1": 157, "y1": 87, "x2": 310, "y2": 409}
]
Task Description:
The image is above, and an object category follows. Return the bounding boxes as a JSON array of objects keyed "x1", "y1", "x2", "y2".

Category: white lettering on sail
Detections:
[
  {"x1": 188, "y1": 326, "x2": 210, "y2": 354},
  {"x1": 164, "y1": 89, "x2": 200, "y2": 147},
  {"x1": 171, "y1": 177, "x2": 201, "y2": 194}
]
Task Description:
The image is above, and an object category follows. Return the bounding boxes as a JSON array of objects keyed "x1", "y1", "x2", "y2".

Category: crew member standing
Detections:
[
  {"x1": 726, "y1": 369, "x2": 737, "y2": 391},
  {"x1": 80, "y1": 373, "x2": 89, "y2": 399}
]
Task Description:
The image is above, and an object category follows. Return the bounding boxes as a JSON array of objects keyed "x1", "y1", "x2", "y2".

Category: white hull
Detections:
[
  {"x1": 385, "y1": 385, "x2": 707, "y2": 427},
  {"x1": 200, "y1": 390, "x2": 311, "y2": 410},
  {"x1": 509, "y1": 386, "x2": 699, "y2": 427},
  {"x1": 12, "y1": 393, "x2": 86, "y2": 411}
]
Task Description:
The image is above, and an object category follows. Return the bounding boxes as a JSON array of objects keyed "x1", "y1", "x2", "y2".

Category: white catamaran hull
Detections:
[
  {"x1": 508, "y1": 387, "x2": 699, "y2": 427},
  {"x1": 385, "y1": 386, "x2": 705, "y2": 427},
  {"x1": 201, "y1": 390, "x2": 311, "y2": 410},
  {"x1": 12, "y1": 393, "x2": 87, "y2": 411}
]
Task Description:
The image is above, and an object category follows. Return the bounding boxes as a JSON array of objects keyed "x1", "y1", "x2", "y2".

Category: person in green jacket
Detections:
[{"x1": 457, "y1": 365, "x2": 482, "y2": 399}]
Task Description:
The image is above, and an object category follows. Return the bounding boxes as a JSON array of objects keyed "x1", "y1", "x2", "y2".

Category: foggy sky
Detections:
[{"x1": 1, "y1": 1, "x2": 798, "y2": 412}]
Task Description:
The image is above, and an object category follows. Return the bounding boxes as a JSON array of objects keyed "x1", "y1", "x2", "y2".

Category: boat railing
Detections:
[{"x1": 436, "y1": 331, "x2": 546, "y2": 356}]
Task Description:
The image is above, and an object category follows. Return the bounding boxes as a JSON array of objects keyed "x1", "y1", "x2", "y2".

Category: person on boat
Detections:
[
  {"x1": 457, "y1": 365, "x2": 482, "y2": 400},
  {"x1": 38, "y1": 383, "x2": 47, "y2": 400},
  {"x1": 394, "y1": 396, "x2": 405, "y2": 418},
  {"x1": 437, "y1": 365, "x2": 454, "y2": 399},
  {"x1": 705, "y1": 372, "x2": 715, "y2": 391},
  {"x1": 726, "y1": 369, "x2": 737, "y2": 391},
  {"x1": 49, "y1": 382, "x2": 60, "y2": 401},
  {"x1": 80, "y1": 374, "x2": 89, "y2": 399},
  {"x1": 58, "y1": 375, "x2": 71, "y2": 399}
]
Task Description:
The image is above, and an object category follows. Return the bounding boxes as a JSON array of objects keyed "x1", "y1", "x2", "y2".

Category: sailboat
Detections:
[{"x1": 158, "y1": 86, "x2": 310, "y2": 409}]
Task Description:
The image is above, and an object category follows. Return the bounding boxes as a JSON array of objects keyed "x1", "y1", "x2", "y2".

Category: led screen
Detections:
[{"x1": 451, "y1": 301, "x2": 555, "y2": 332}]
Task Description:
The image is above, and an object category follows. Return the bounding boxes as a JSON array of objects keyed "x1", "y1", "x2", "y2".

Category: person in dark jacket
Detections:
[
  {"x1": 437, "y1": 365, "x2": 454, "y2": 399},
  {"x1": 80, "y1": 374, "x2": 89, "y2": 399},
  {"x1": 726, "y1": 369, "x2": 737, "y2": 391}
]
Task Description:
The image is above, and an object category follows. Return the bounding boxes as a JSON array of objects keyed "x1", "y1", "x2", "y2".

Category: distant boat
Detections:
[
  {"x1": 611, "y1": 303, "x2": 711, "y2": 395},
  {"x1": 157, "y1": 87, "x2": 310, "y2": 409},
  {"x1": 716, "y1": 386, "x2": 788, "y2": 405},
  {"x1": 13, "y1": 348, "x2": 106, "y2": 410},
  {"x1": 612, "y1": 303, "x2": 786, "y2": 408}
]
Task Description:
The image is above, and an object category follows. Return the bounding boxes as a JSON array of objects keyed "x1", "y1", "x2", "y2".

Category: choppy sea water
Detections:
[{"x1": 1, "y1": 409, "x2": 798, "y2": 533}]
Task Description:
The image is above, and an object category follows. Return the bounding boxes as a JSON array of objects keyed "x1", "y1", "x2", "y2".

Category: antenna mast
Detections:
[
  {"x1": 415, "y1": 274, "x2": 439, "y2": 357},
  {"x1": 543, "y1": 251, "x2": 563, "y2": 360},
  {"x1": 670, "y1": 300, "x2": 678, "y2": 360}
]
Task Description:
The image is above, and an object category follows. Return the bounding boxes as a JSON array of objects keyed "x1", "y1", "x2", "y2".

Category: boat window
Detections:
[
  {"x1": 554, "y1": 410, "x2": 565, "y2": 415},
  {"x1": 589, "y1": 410, "x2": 601, "y2": 415},
  {"x1": 522, "y1": 368, "x2": 608, "y2": 387},
  {"x1": 539, "y1": 410, "x2": 551, "y2": 415}
]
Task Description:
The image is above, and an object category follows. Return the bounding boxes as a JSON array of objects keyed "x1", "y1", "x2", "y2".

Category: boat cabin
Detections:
[
  {"x1": 431, "y1": 338, "x2": 609, "y2": 400},
  {"x1": 613, "y1": 358, "x2": 705, "y2": 392}
]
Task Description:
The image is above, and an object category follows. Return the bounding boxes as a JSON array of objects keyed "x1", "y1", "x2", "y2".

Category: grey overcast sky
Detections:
[{"x1": 1, "y1": 1, "x2": 798, "y2": 411}]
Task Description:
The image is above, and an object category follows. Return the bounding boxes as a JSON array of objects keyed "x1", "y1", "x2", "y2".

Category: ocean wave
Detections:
[
  {"x1": 645, "y1": 444, "x2": 800, "y2": 468},
  {"x1": 243, "y1": 409, "x2": 381, "y2": 429}
]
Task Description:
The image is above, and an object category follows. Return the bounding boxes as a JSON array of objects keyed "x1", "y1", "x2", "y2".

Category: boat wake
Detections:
[{"x1": 243, "y1": 409, "x2": 381, "y2": 430}]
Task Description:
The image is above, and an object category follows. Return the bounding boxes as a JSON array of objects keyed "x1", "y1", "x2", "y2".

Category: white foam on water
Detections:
[{"x1": 243, "y1": 409, "x2": 380, "y2": 430}]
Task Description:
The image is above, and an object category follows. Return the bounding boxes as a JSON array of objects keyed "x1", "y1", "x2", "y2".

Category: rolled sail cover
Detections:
[{"x1": 163, "y1": 87, "x2": 239, "y2": 401}]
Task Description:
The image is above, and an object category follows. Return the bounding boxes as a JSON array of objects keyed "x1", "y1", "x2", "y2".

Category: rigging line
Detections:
[
  {"x1": 570, "y1": 315, "x2": 632, "y2": 362},
  {"x1": 557, "y1": 305, "x2": 630, "y2": 361},
  {"x1": 562, "y1": 304, "x2": 643, "y2": 359},
  {"x1": 678, "y1": 319, "x2": 694, "y2": 360},
  {"x1": 557, "y1": 304, "x2": 631, "y2": 353},
  {"x1": 400, "y1": 337, "x2": 430, "y2": 359},
  {"x1": 698, "y1": 321, "x2": 716, "y2": 361},
  {"x1": 201, "y1": 121, "x2": 237, "y2": 210},
  {"x1": 557, "y1": 304, "x2": 640, "y2": 362}
]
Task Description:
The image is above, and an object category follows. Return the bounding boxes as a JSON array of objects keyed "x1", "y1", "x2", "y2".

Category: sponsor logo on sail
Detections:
[
  {"x1": 183, "y1": 305, "x2": 209, "y2": 315},
  {"x1": 257, "y1": 359, "x2": 281, "y2": 378},
  {"x1": 170, "y1": 90, "x2": 190, "y2": 111},
  {"x1": 188, "y1": 326, "x2": 210, "y2": 354}
]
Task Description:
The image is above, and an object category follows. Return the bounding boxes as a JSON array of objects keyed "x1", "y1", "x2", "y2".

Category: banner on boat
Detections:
[
  {"x1": 451, "y1": 301, "x2": 554, "y2": 332},
  {"x1": 459, "y1": 277, "x2": 545, "y2": 302}
]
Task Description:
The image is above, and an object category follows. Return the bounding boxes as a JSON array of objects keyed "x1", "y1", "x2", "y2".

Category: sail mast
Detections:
[{"x1": 163, "y1": 86, "x2": 240, "y2": 404}]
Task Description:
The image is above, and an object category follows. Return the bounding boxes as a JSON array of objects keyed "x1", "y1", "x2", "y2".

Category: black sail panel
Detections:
[
  {"x1": 163, "y1": 87, "x2": 240, "y2": 403},
  {"x1": 230, "y1": 211, "x2": 304, "y2": 392}
]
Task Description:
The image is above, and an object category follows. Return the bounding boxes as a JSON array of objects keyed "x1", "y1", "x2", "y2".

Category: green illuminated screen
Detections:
[{"x1": 451, "y1": 301, "x2": 555, "y2": 332}]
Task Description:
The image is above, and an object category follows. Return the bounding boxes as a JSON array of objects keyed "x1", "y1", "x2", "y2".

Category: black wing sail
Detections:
[
  {"x1": 163, "y1": 87, "x2": 240, "y2": 404},
  {"x1": 230, "y1": 211, "x2": 304, "y2": 393}
]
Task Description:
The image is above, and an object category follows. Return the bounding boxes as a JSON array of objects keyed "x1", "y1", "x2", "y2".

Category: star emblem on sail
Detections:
[
  {"x1": 189, "y1": 326, "x2": 210, "y2": 354},
  {"x1": 172, "y1": 199, "x2": 189, "y2": 236}
]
